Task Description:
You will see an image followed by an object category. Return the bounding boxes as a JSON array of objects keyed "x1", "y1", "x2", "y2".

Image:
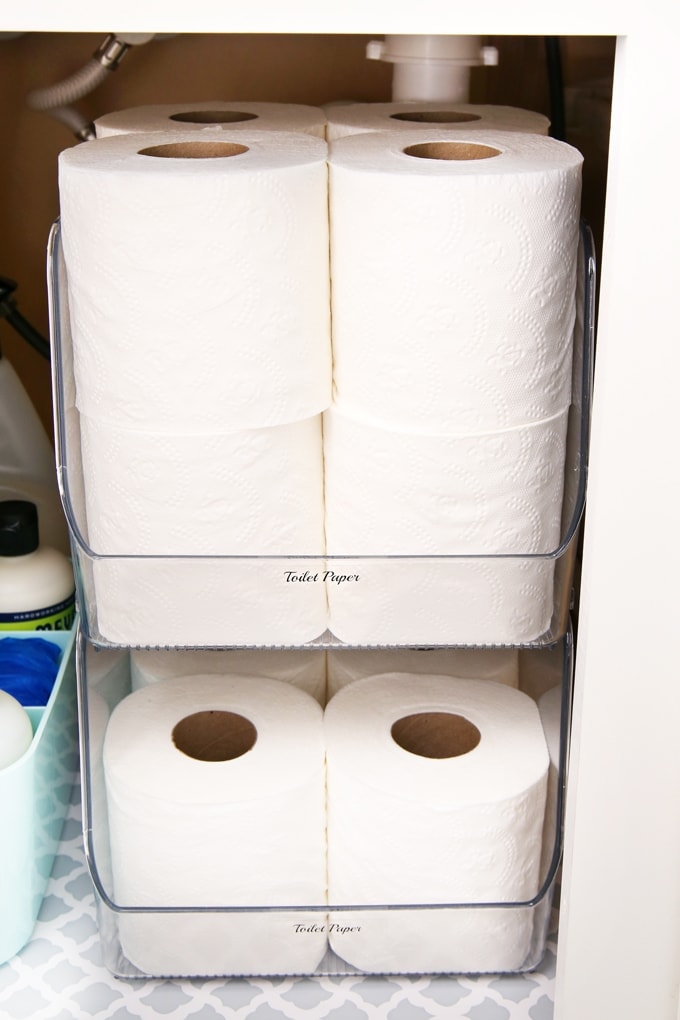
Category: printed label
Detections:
[
  {"x1": 0, "y1": 592, "x2": 76, "y2": 631},
  {"x1": 293, "y1": 923, "x2": 362, "y2": 934},
  {"x1": 283, "y1": 570, "x2": 360, "y2": 585}
]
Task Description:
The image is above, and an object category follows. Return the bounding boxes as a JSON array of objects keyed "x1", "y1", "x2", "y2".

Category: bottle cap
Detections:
[{"x1": 0, "y1": 500, "x2": 39, "y2": 557}]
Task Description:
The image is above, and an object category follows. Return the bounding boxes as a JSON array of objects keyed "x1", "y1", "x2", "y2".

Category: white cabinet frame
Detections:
[{"x1": 4, "y1": 5, "x2": 680, "y2": 1017}]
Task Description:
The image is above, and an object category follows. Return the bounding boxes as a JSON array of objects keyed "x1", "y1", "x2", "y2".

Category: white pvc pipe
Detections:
[
  {"x1": 366, "y1": 34, "x2": 496, "y2": 103},
  {"x1": 391, "y1": 61, "x2": 472, "y2": 102}
]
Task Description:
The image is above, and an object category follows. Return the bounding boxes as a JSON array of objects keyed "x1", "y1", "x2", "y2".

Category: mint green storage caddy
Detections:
[{"x1": 0, "y1": 625, "x2": 78, "y2": 963}]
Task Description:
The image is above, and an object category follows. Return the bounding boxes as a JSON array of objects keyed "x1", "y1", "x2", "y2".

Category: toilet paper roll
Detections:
[
  {"x1": 95, "y1": 101, "x2": 327, "y2": 139},
  {"x1": 325, "y1": 556, "x2": 558, "y2": 646},
  {"x1": 58, "y1": 130, "x2": 331, "y2": 432},
  {"x1": 84, "y1": 688, "x2": 114, "y2": 893},
  {"x1": 324, "y1": 404, "x2": 568, "y2": 645},
  {"x1": 103, "y1": 674, "x2": 328, "y2": 976},
  {"x1": 326, "y1": 647, "x2": 518, "y2": 699},
  {"x1": 325, "y1": 102, "x2": 549, "y2": 140},
  {"x1": 530, "y1": 682, "x2": 565, "y2": 953},
  {"x1": 130, "y1": 647, "x2": 327, "y2": 704},
  {"x1": 324, "y1": 405, "x2": 568, "y2": 556},
  {"x1": 329, "y1": 129, "x2": 582, "y2": 433},
  {"x1": 78, "y1": 413, "x2": 327, "y2": 646},
  {"x1": 537, "y1": 683, "x2": 564, "y2": 884},
  {"x1": 324, "y1": 673, "x2": 549, "y2": 974},
  {"x1": 91, "y1": 556, "x2": 329, "y2": 647},
  {"x1": 79, "y1": 414, "x2": 325, "y2": 556}
]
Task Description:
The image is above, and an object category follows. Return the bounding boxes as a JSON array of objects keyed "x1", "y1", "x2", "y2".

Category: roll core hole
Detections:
[
  {"x1": 403, "y1": 141, "x2": 500, "y2": 161},
  {"x1": 169, "y1": 110, "x2": 259, "y2": 124},
  {"x1": 390, "y1": 111, "x2": 482, "y2": 124},
  {"x1": 391, "y1": 712, "x2": 481, "y2": 759},
  {"x1": 172, "y1": 710, "x2": 257, "y2": 761},
  {"x1": 138, "y1": 141, "x2": 249, "y2": 159}
]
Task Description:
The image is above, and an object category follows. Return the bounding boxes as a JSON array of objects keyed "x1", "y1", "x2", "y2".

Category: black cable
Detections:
[
  {"x1": 544, "y1": 37, "x2": 566, "y2": 142},
  {"x1": 0, "y1": 276, "x2": 50, "y2": 360}
]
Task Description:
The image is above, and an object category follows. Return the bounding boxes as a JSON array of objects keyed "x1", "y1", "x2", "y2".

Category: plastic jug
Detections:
[{"x1": 0, "y1": 353, "x2": 69, "y2": 556}]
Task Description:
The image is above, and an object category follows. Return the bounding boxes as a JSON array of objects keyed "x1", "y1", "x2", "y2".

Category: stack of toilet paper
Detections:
[
  {"x1": 98, "y1": 667, "x2": 556, "y2": 977},
  {"x1": 324, "y1": 128, "x2": 582, "y2": 644},
  {"x1": 95, "y1": 100, "x2": 546, "y2": 145},
  {"x1": 58, "y1": 129, "x2": 331, "y2": 646},
  {"x1": 102, "y1": 673, "x2": 328, "y2": 976},
  {"x1": 56, "y1": 104, "x2": 583, "y2": 649}
]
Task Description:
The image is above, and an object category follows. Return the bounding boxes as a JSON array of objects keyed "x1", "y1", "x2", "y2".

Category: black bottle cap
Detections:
[{"x1": 0, "y1": 500, "x2": 40, "y2": 556}]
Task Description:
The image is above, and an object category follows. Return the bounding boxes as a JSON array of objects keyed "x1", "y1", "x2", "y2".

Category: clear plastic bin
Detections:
[
  {"x1": 78, "y1": 622, "x2": 572, "y2": 979},
  {"x1": 48, "y1": 222, "x2": 594, "y2": 650},
  {"x1": 0, "y1": 625, "x2": 78, "y2": 963}
]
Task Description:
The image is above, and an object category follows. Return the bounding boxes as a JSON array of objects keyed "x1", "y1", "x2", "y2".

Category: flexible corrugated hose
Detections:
[
  {"x1": 25, "y1": 34, "x2": 150, "y2": 140},
  {"x1": 26, "y1": 58, "x2": 111, "y2": 111}
]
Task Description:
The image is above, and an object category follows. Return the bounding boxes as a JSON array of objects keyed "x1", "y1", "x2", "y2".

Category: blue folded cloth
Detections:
[{"x1": 0, "y1": 637, "x2": 62, "y2": 707}]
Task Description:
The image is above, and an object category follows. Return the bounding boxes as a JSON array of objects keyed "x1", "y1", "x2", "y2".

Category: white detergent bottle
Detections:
[
  {"x1": 0, "y1": 499, "x2": 75, "y2": 631},
  {"x1": 0, "y1": 352, "x2": 69, "y2": 556}
]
